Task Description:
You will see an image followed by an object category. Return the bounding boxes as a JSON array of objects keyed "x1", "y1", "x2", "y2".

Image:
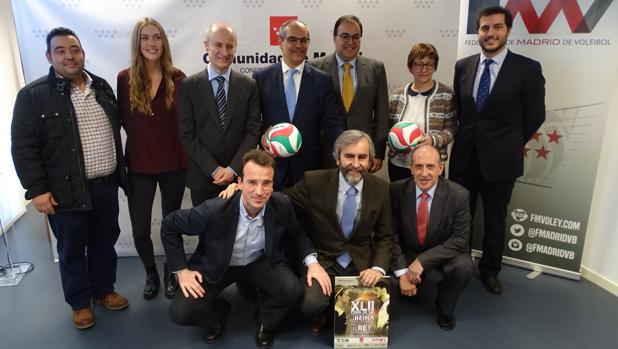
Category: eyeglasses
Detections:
[
  {"x1": 284, "y1": 36, "x2": 310, "y2": 45},
  {"x1": 412, "y1": 62, "x2": 435, "y2": 71},
  {"x1": 335, "y1": 33, "x2": 362, "y2": 42}
]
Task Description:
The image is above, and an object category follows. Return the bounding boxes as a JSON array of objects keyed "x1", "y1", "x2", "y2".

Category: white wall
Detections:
[
  {"x1": 583, "y1": 71, "x2": 618, "y2": 296},
  {"x1": 0, "y1": 0, "x2": 27, "y2": 231}
]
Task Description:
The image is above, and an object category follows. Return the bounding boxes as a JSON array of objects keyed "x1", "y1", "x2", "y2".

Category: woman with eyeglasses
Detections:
[
  {"x1": 387, "y1": 43, "x2": 457, "y2": 181},
  {"x1": 116, "y1": 17, "x2": 187, "y2": 300}
]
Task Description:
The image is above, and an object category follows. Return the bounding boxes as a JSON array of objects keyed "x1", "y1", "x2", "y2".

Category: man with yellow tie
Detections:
[{"x1": 309, "y1": 15, "x2": 389, "y2": 172}]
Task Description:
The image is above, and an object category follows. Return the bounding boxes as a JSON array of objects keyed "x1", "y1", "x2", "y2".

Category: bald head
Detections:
[
  {"x1": 411, "y1": 145, "x2": 443, "y2": 191},
  {"x1": 204, "y1": 22, "x2": 237, "y2": 74},
  {"x1": 411, "y1": 144, "x2": 441, "y2": 165},
  {"x1": 205, "y1": 22, "x2": 237, "y2": 44}
]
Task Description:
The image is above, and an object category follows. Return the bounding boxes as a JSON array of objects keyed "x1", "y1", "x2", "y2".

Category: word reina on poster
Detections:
[{"x1": 334, "y1": 276, "x2": 390, "y2": 348}]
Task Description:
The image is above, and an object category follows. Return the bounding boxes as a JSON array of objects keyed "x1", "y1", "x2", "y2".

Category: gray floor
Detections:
[{"x1": 1, "y1": 203, "x2": 617, "y2": 349}]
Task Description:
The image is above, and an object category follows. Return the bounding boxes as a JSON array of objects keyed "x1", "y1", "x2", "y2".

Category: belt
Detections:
[{"x1": 88, "y1": 174, "x2": 114, "y2": 185}]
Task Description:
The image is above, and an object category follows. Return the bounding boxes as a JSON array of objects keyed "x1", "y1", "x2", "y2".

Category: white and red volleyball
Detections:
[
  {"x1": 266, "y1": 123, "x2": 302, "y2": 158},
  {"x1": 388, "y1": 121, "x2": 422, "y2": 152}
]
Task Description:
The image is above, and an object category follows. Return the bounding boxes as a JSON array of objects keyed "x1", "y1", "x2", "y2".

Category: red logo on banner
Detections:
[
  {"x1": 270, "y1": 16, "x2": 297, "y2": 45},
  {"x1": 505, "y1": 0, "x2": 611, "y2": 33}
]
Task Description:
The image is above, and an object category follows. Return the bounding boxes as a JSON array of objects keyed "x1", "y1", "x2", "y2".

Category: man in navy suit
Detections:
[
  {"x1": 253, "y1": 19, "x2": 344, "y2": 189},
  {"x1": 162, "y1": 150, "x2": 330, "y2": 349},
  {"x1": 449, "y1": 6, "x2": 545, "y2": 295}
]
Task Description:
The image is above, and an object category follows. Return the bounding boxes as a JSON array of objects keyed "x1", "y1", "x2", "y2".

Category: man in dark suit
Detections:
[
  {"x1": 162, "y1": 150, "x2": 330, "y2": 349},
  {"x1": 180, "y1": 22, "x2": 260, "y2": 205},
  {"x1": 449, "y1": 6, "x2": 545, "y2": 294},
  {"x1": 391, "y1": 145, "x2": 474, "y2": 330},
  {"x1": 253, "y1": 19, "x2": 344, "y2": 189},
  {"x1": 309, "y1": 15, "x2": 389, "y2": 172},
  {"x1": 284, "y1": 130, "x2": 394, "y2": 334}
]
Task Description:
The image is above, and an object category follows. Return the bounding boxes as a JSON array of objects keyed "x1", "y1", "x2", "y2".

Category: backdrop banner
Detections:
[
  {"x1": 11, "y1": 0, "x2": 461, "y2": 257},
  {"x1": 458, "y1": 0, "x2": 618, "y2": 279}
]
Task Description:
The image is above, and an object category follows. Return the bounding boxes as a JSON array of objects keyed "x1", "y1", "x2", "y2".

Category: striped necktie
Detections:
[{"x1": 215, "y1": 75, "x2": 227, "y2": 128}]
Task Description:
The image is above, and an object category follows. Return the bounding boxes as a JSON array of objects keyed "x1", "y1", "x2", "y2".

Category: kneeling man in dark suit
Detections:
[
  {"x1": 391, "y1": 145, "x2": 474, "y2": 330},
  {"x1": 162, "y1": 149, "x2": 330, "y2": 349}
]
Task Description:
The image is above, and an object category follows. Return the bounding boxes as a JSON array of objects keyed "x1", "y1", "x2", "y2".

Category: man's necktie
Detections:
[
  {"x1": 475, "y1": 58, "x2": 494, "y2": 112},
  {"x1": 417, "y1": 192, "x2": 429, "y2": 246},
  {"x1": 285, "y1": 68, "x2": 298, "y2": 121},
  {"x1": 215, "y1": 75, "x2": 227, "y2": 128},
  {"x1": 337, "y1": 186, "x2": 358, "y2": 268},
  {"x1": 342, "y1": 63, "x2": 354, "y2": 112}
]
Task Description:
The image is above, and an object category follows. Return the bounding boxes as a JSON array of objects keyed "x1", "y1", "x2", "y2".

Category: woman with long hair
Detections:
[{"x1": 117, "y1": 17, "x2": 186, "y2": 299}]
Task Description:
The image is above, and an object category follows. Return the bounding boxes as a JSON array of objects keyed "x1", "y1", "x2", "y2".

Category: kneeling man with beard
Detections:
[{"x1": 284, "y1": 130, "x2": 395, "y2": 334}]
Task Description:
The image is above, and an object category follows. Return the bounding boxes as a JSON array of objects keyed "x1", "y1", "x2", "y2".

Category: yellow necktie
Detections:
[{"x1": 342, "y1": 63, "x2": 354, "y2": 112}]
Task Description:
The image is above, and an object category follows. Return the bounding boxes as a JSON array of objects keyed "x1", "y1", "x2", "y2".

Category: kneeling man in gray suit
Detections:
[{"x1": 391, "y1": 145, "x2": 474, "y2": 330}]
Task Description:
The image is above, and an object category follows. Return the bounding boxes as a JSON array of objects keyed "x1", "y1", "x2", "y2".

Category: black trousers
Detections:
[
  {"x1": 128, "y1": 170, "x2": 185, "y2": 272},
  {"x1": 168, "y1": 258, "x2": 302, "y2": 330},
  {"x1": 450, "y1": 151, "x2": 516, "y2": 277},
  {"x1": 402, "y1": 254, "x2": 474, "y2": 315},
  {"x1": 47, "y1": 178, "x2": 121, "y2": 310},
  {"x1": 388, "y1": 160, "x2": 412, "y2": 182}
]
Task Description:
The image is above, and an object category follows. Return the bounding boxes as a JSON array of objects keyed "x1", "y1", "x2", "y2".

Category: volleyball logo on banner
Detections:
[
  {"x1": 466, "y1": 0, "x2": 613, "y2": 34},
  {"x1": 520, "y1": 102, "x2": 605, "y2": 188}
]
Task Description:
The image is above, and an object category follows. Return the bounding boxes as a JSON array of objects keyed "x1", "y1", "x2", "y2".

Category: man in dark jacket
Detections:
[
  {"x1": 11, "y1": 27, "x2": 129, "y2": 330},
  {"x1": 163, "y1": 150, "x2": 330, "y2": 349}
]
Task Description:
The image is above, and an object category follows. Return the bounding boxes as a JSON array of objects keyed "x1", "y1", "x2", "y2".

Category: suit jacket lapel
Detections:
[
  {"x1": 272, "y1": 65, "x2": 289, "y2": 120},
  {"x1": 485, "y1": 50, "x2": 513, "y2": 109},
  {"x1": 349, "y1": 56, "x2": 365, "y2": 113},
  {"x1": 327, "y1": 54, "x2": 341, "y2": 95},
  {"x1": 224, "y1": 70, "x2": 240, "y2": 132},
  {"x1": 354, "y1": 174, "x2": 379, "y2": 238},
  {"x1": 402, "y1": 179, "x2": 420, "y2": 246},
  {"x1": 322, "y1": 170, "x2": 343, "y2": 238},
  {"x1": 224, "y1": 194, "x2": 242, "y2": 262},
  {"x1": 426, "y1": 179, "x2": 446, "y2": 246},
  {"x1": 295, "y1": 64, "x2": 315, "y2": 122},
  {"x1": 465, "y1": 54, "x2": 481, "y2": 97},
  {"x1": 263, "y1": 199, "x2": 275, "y2": 255}
]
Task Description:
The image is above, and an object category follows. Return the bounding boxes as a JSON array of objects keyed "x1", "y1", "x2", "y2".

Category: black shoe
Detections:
[
  {"x1": 436, "y1": 312, "x2": 456, "y2": 330},
  {"x1": 206, "y1": 300, "x2": 231, "y2": 343},
  {"x1": 435, "y1": 301, "x2": 456, "y2": 330},
  {"x1": 143, "y1": 270, "x2": 160, "y2": 300},
  {"x1": 163, "y1": 262, "x2": 178, "y2": 299},
  {"x1": 255, "y1": 324, "x2": 274, "y2": 349},
  {"x1": 481, "y1": 275, "x2": 503, "y2": 295}
]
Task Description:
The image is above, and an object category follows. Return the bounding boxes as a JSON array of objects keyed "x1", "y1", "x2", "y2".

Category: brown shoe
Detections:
[
  {"x1": 73, "y1": 307, "x2": 95, "y2": 330},
  {"x1": 95, "y1": 292, "x2": 129, "y2": 311}
]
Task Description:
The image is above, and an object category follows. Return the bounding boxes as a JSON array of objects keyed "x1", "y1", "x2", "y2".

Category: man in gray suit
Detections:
[
  {"x1": 309, "y1": 15, "x2": 389, "y2": 172},
  {"x1": 391, "y1": 145, "x2": 474, "y2": 330},
  {"x1": 180, "y1": 22, "x2": 260, "y2": 205}
]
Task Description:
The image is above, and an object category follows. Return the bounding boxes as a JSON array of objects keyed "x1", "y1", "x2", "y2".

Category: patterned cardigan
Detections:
[{"x1": 388, "y1": 81, "x2": 457, "y2": 161}]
